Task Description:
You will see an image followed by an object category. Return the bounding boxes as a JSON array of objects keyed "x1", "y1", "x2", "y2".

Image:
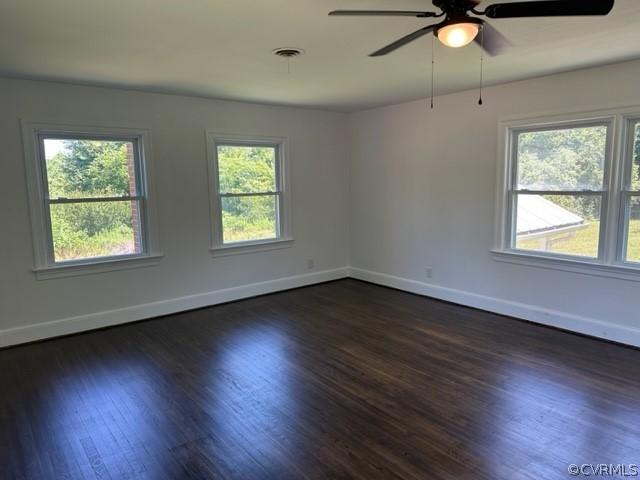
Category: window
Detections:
[
  {"x1": 207, "y1": 134, "x2": 292, "y2": 254},
  {"x1": 511, "y1": 122, "x2": 610, "y2": 259},
  {"x1": 23, "y1": 123, "x2": 160, "y2": 278},
  {"x1": 495, "y1": 109, "x2": 640, "y2": 278},
  {"x1": 622, "y1": 120, "x2": 640, "y2": 263}
]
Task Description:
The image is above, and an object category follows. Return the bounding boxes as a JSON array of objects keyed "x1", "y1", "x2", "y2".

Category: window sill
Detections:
[
  {"x1": 34, "y1": 254, "x2": 164, "y2": 280},
  {"x1": 491, "y1": 249, "x2": 640, "y2": 282},
  {"x1": 210, "y1": 238, "x2": 294, "y2": 257}
]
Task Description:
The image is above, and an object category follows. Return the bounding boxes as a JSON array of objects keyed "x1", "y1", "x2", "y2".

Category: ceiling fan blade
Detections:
[
  {"x1": 484, "y1": 0, "x2": 614, "y2": 19},
  {"x1": 474, "y1": 22, "x2": 511, "y2": 56},
  {"x1": 329, "y1": 10, "x2": 438, "y2": 18},
  {"x1": 370, "y1": 24, "x2": 439, "y2": 57}
]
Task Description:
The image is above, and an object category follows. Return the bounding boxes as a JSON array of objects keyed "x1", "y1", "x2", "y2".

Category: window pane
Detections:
[
  {"x1": 626, "y1": 196, "x2": 640, "y2": 263},
  {"x1": 50, "y1": 201, "x2": 142, "y2": 262},
  {"x1": 632, "y1": 122, "x2": 640, "y2": 191},
  {"x1": 221, "y1": 195, "x2": 277, "y2": 243},
  {"x1": 217, "y1": 145, "x2": 276, "y2": 194},
  {"x1": 517, "y1": 126, "x2": 607, "y2": 191},
  {"x1": 515, "y1": 194, "x2": 601, "y2": 258},
  {"x1": 43, "y1": 138, "x2": 138, "y2": 198}
]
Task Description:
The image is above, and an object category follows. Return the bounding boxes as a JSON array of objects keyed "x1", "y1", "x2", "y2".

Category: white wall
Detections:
[
  {"x1": 0, "y1": 78, "x2": 350, "y2": 346},
  {"x1": 349, "y1": 60, "x2": 640, "y2": 347},
  {"x1": 3, "y1": 60, "x2": 640, "y2": 349}
]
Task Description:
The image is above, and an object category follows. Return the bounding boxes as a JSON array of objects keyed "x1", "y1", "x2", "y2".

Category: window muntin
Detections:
[
  {"x1": 214, "y1": 143, "x2": 283, "y2": 245},
  {"x1": 40, "y1": 135, "x2": 146, "y2": 263},
  {"x1": 509, "y1": 123, "x2": 610, "y2": 260}
]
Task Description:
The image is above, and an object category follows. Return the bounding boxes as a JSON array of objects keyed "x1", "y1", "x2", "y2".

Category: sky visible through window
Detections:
[{"x1": 44, "y1": 139, "x2": 65, "y2": 160}]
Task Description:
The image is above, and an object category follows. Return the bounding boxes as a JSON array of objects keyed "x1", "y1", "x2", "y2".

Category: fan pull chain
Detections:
[
  {"x1": 478, "y1": 26, "x2": 484, "y2": 106},
  {"x1": 430, "y1": 34, "x2": 435, "y2": 109}
]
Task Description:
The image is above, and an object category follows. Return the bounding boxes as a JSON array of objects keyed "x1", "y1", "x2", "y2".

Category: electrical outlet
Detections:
[
  {"x1": 307, "y1": 259, "x2": 315, "y2": 270},
  {"x1": 425, "y1": 267, "x2": 432, "y2": 278}
]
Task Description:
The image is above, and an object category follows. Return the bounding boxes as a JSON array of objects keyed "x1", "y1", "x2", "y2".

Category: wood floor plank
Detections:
[{"x1": 1, "y1": 279, "x2": 639, "y2": 479}]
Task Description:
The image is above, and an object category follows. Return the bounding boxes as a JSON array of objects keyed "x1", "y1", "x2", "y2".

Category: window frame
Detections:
[
  {"x1": 22, "y1": 121, "x2": 162, "y2": 279},
  {"x1": 206, "y1": 132, "x2": 293, "y2": 256},
  {"x1": 493, "y1": 107, "x2": 640, "y2": 281}
]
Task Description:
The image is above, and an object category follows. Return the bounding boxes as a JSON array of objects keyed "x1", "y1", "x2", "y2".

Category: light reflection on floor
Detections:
[
  {"x1": 36, "y1": 353, "x2": 185, "y2": 478},
  {"x1": 471, "y1": 362, "x2": 640, "y2": 477},
  {"x1": 208, "y1": 325, "x2": 300, "y2": 461}
]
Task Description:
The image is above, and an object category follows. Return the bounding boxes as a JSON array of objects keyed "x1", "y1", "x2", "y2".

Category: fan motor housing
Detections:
[{"x1": 432, "y1": 0, "x2": 480, "y2": 11}]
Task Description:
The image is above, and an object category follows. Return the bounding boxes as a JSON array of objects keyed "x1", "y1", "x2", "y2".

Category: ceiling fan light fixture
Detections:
[{"x1": 436, "y1": 22, "x2": 480, "y2": 48}]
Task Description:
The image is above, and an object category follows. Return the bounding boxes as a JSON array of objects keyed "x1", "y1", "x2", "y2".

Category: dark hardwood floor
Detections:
[{"x1": 1, "y1": 279, "x2": 639, "y2": 479}]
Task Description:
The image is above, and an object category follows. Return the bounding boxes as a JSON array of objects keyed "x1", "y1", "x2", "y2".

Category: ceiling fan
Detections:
[{"x1": 329, "y1": 0, "x2": 615, "y2": 57}]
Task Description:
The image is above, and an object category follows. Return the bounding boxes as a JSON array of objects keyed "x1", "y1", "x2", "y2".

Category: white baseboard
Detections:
[
  {"x1": 0, "y1": 267, "x2": 349, "y2": 348},
  {"x1": 349, "y1": 267, "x2": 640, "y2": 348},
  {"x1": 4, "y1": 266, "x2": 638, "y2": 349}
]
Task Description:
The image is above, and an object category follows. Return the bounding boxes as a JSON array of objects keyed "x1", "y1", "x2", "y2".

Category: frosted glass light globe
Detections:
[{"x1": 437, "y1": 23, "x2": 480, "y2": 48}]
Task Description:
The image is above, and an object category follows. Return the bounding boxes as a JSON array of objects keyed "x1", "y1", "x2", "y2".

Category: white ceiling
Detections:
[{"x1": 1, "y1": 0, "x2": 639, "y2": 111}]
